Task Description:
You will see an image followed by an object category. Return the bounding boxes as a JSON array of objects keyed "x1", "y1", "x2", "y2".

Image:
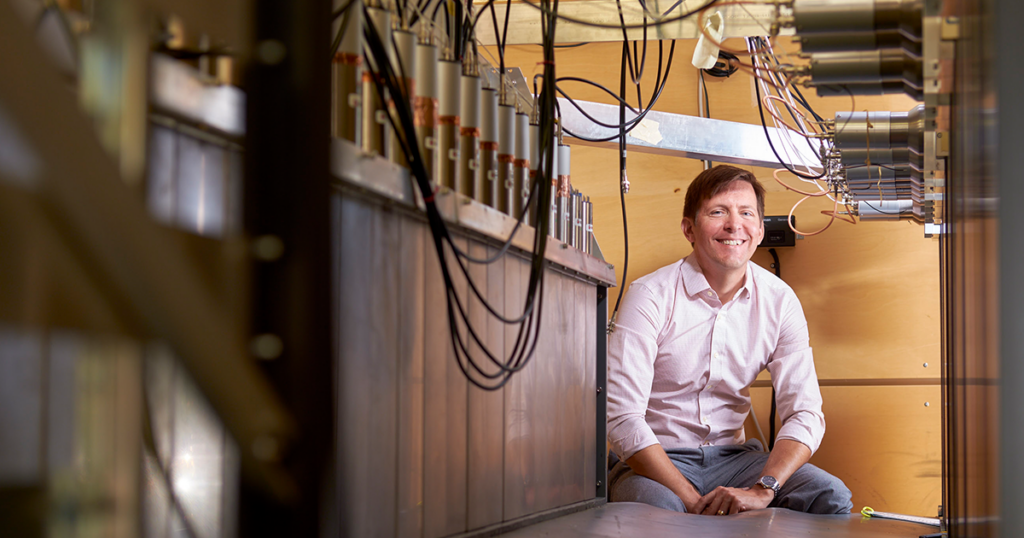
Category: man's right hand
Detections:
[{"x1": 625, "y1": 444, "x2": 702, "y2": 512}]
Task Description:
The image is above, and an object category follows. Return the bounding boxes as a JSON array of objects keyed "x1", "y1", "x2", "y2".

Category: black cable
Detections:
[
  {"x1": 699, "y1": 70, "x2": 712, "y2": 168},
  {"x1": 518, "y1": 0, "x2": 717, "y2": 30},
  {"x1": 611, "y1": 41, "x2": 630, "y2": 324},
  {"x1": 767, "y1": 247, "x2": 780, "y2": 451},
  {"x1": 556, "y1": 77, "x2": 639, "y2": 113},
  {"x1": 560, "y1": 39, "x2": 675, "y2": 143}
]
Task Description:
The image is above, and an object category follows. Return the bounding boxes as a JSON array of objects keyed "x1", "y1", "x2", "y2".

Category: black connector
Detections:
[{"x1": 758, "y1": 216, "x2": 797, "y2": 248}]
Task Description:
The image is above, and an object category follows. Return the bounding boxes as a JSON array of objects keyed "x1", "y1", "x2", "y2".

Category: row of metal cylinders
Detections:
[
  {"x1": 787, "y1": 0, "x2": 925, "y2": 99},
  {"x1": 331, "y1": 5, "x2": 593, "y2": 253}
]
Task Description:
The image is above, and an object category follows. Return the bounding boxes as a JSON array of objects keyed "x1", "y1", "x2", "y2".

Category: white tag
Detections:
[
  {"x1": 448, "y1": 148, "x2": 460, "y2": 161},
  {"x1": 348, "y1": 94, "x2": 361, "y2": 108},
  {"x1": 375, "y1": 110, "x2": 388, "y2": 125},
  {"x1": 425, "y1": 136, "x2": 437, "y2": 149},
  {"x1": 487, "y1": 170, "x2": 498, "y2": 181},
  {"x1": 469, "y1": 159, "x2": 479, "y2": 170}
]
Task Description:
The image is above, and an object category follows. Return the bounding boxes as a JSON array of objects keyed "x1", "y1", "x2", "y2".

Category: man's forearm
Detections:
[
  {"x1": 758, "y1": 439, "x2": 812, "y2": 488},
  {"x1": 625, "y1": 444, "x2": 700, "y2": 509}
]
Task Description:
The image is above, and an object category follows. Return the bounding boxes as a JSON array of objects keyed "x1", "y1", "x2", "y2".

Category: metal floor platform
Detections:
[{"x1": 498, "y1": 503, "x2": 939, "y2": 538}]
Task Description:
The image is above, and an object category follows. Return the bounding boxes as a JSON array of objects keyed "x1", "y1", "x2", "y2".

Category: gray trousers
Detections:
[{"x1": 608, "y1": 440, "x2": 853, "y2": 515}]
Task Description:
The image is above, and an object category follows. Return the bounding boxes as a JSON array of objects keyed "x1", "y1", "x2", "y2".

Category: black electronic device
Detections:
[{"x1": 758, "y1": 216, "x2": 797, "y2": 248}]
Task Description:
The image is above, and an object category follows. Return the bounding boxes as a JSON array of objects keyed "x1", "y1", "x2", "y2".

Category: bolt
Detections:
[
  {"x1": 923, "y1": 362, "x2": 929, "y2": 368},
  {"x1": 924, "y1": 402, "x2": 930, "y2": 407},
  {"x1": 251, "y1": 334, "x2": 284, "y2": 360},
  {"x1": 257, "y1": 40, "x2": 287, "y2": 65},
  {"x1": 597, "y1": 386, "x2": 602, "y2": 393},
  {"x1": 253, "y1": 235, "x2": 285, "y2": 261}
]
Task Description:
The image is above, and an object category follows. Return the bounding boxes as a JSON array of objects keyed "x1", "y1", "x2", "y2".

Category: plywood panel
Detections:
[
  {"x1": 751, "y1": 385, "x2": 942, "y2": 517},
  {"x1": 397, "y1": 217, "x2": 425, "y2": 538},
  {"x1": 467, "y1": 242, "x2": 505, "y2": 530}
]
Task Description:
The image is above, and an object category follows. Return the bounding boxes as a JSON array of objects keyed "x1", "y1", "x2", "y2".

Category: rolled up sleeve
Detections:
[
  {"x1": 607, "y1": 282, "x2": 663, "y2": 461},
  {"x1": 766, "y1": 292, "x2": 826, "y2": 455}
]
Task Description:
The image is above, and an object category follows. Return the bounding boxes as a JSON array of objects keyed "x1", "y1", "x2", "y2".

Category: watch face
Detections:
[{"x1": 760, "y1": 476, "x2": 778, "y2": 489}]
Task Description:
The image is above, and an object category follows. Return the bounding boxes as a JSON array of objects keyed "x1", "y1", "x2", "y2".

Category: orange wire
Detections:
[
  {"x1": 762, "y1": 96, "x2": 812, "y2": 138},
  {"x1": 773, "y1": 168, "x2": 829, "y2": 197},
  {"x1": 764, "y1": 94, "x2": 820, "y2": 135}
]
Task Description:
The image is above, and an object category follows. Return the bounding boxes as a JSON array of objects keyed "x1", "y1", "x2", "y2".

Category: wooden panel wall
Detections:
[
  {"x1": 490, "y1": 39, "x2": 941, "y2": 516},
  {"x1": 334, "y1": 194, "x2": 601, "y2": 537}
]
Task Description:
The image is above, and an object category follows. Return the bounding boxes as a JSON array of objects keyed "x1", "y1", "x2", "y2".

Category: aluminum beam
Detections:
[
  {"x1": 471, "y1": 1, "x2": 792, "y2": 45},
  {"x1": 558, "y1": 98, "x2": 821, "y2": 169}
]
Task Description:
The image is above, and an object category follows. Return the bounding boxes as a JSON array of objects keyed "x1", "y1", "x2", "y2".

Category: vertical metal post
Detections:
[
  {"x1": 243, "y1": 0, "x2": 333, "y2": 536},
  {"x1": 595, "y1": 286, "x2": 608, "y2": 500}
]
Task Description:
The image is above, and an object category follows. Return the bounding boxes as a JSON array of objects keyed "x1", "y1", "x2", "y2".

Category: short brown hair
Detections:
[{"x1": 683, "y1": 165, "x2": 766, "y2": 222}]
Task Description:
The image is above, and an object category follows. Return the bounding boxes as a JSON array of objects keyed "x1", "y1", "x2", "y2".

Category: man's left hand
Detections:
[{"x1": 692, "y1": 486, "x2": 774, "y2": 516}]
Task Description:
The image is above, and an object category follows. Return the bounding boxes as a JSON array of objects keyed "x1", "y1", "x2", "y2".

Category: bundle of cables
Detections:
[{"x1": 360, "y1": 0, "x2": 560, "y2": 391}]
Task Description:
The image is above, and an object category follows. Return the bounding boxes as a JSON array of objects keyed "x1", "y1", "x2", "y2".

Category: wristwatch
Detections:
[{"x1": 755, "y1": 476, "x2": 781, "y2": 498}]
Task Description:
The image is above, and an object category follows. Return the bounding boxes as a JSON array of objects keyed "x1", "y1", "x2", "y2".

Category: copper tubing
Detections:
[
  {"x1": 459, "y1": 73, "x2": 481, "y2": 199},
  {"x1": 360, "y1": 6, "x2": 392, "y2": 158},
  {"x1": 497, "y1": 104, "x2": 516, "y2": 215},
  {"x1": 479, "y1": 87, "x2": 499, "y2": 208},
  {"x1": 437, "y1": 59, "x2": 462, "y2": 189},
  {"x1": 414, "y1": 40, "x2": 438, "y2": 185},
  {"x1": 332, "y1": 54, "x2": 361, "y2": 143},
  {"x1": 390, "y1": 30, "x2": 417, "y2": 167}
]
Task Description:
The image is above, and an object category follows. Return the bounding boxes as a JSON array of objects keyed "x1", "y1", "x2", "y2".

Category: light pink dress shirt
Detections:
[{"x1": 607, "y1": 256, "x2": 825, "y2": 461}]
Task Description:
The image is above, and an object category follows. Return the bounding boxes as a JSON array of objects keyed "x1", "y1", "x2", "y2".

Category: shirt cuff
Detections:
[
  {"x1": 775, "y1": 418, "x2": 823, "y2": 455},
  {"x1": 609, "y1": 418, "x2": 660, "y2": 461}
]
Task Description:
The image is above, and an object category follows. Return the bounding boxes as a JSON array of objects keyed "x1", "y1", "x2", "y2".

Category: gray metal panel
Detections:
[
  {"x1": 172, "y1": 361, "x2": 226, "y2": 538},
  {"x1": 147, "y1": 124, "x2": 177, "y2": 225},
  {"x1": 201, "y1": 142, "x2": 226, "y2": 237},
  {"x1": 565, "y1": 278, "x2": 587, "y2": 505},
  {"x1": 370, "y1": 202, "x2": 400, "y2": 537},
  {"x1": 503, "y1": 255, "x2": 530, "y2": 521},
  {"x1": 424, "y1": 233, "x2": 469, "y2": 538},
  {"x1": 337, "y1": 197, "x2": 383, "y2": 537},
  {"x1": 467, "y1": 243, "x2": 506, "y2": 530},
  {"x1": 397, "y1": 216, "x2": 425, "y2": 538},
  {"x1": 582, "y1": 284, "x2": 597, "y2": 500},
  {"x1": 176, "y1": 135, "x2": 206, "y2": 235},
  {"x1": 0, "y1": 326, "x2": 42, "y2": 484},
  {"x1": 557, "y1": 98, "x2": 819, "y2": 170},
  {"x1": 47, "y1": 332, "x2": 78, "y2": 473},
  {"x1": 533, "y1": 270, "x2": 560, "y2": 512}
]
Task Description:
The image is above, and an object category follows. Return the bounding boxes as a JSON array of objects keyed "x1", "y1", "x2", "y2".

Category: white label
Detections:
[
  {"x1": 448, "y1": 148, "x2": 460, "y2": 161},
  {"x1": 505, "y1": 179, "x2": 514, "y2": 189},
  {"x1": 375, "y1": 110, "x2": 388, "y2": 125},
  {"x1": 469, "y1": 159, "x2": 479, "y2": 170},
  {"x1": 348, "y1": 94, "x2": 361, "y2": 108},
  {"x1": 586, "y1": 224, "x2": 594, "y2": 232},
  {"x1": 487, "y1": 170, "x2": 498, "y2": 182},
  {"x1": 425, "y1": 136, "x2": 437, "y2": 149}
]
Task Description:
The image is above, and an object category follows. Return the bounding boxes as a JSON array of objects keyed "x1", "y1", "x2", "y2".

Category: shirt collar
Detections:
[{"x1": 680, "y1": 255, "x2": 754, "y2": 302}]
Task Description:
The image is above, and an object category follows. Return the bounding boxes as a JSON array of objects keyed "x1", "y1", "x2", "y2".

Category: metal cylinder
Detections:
[
  {"x1": 792, "y1": 0, "x2": 875, "y2": 35},
  {"x1": 797, "y1": 30, "x2": 921, "y2": 55},
  {"x1": 808, "y1": 49, "x2": 922, "y2": 88},
  {"x1": 528, "y1": 121, "x2": 540, "y2": 226},
  {"x1": 584, "y1": 196, "x2": 593, "y2": 255},
  {"x1": 792, "y1": 0, "x2": 922, "y2": 40},
  {"x1": 548, "y1": 135, "x2": 559, "y2": 238},
  {"x1": 557, "y1": 144, "x2": 572, "y2": 243},
  {"x1": 513, "y1": 112, "x2": 530, "y2": 220},
  {"x1": 814, "y1": 80, "x2": 923, "y2": 100},
  {"x1": 571, "y1": 191, "x2": 582, "y2": 249},
  {"x1": 437, "y1": 58, "x2": 461, "y2": 190},
  {"x1": 390, "y1": 30, "x2": 417, "y2": 167},
  {"x1": 840, "y1": 146, "x2": 923, "y2": 169},
  {"x1": 414, "y1": 38, "x2": 438, "y2": 186},
  {"x1": 459, "y1": 71, "x2": 481, "y2": 199},
  {"x1": 497, "y1": 103, "x2": 516, "y2": 215},
  {"x1": 834, "y1": 110, "x2": 894, "y2": 149},
  {"x1": 360, "y1": 5, "x2": 392, "y2": 158},
  {"x1": 479, "y1": 87, "x2": 499, "y2": 208},
  {"x1": 331, "y1": 0, "x2": 362, "y2": 143},
  {"x1": 857, "y1": 199, "x2": 913, "y2": 220}
]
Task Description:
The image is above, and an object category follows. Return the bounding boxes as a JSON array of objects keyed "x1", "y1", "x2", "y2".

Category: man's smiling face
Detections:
[{"x1": 681, "y1": 180, "x2": 764, "y2": 278}]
